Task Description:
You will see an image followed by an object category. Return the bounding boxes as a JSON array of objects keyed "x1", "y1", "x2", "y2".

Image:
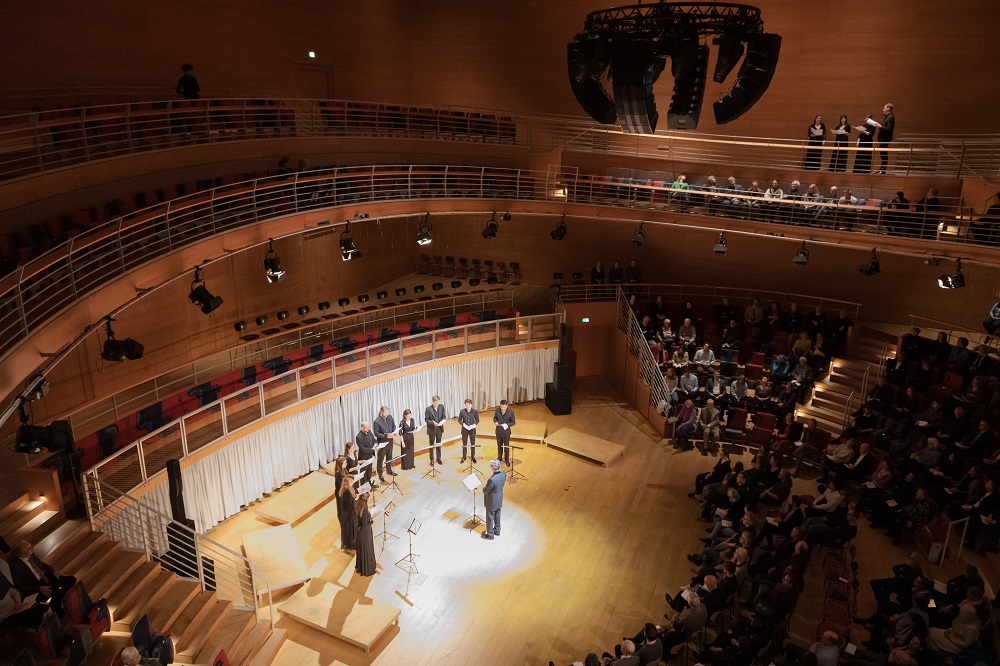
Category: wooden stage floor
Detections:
[{"x1": 205, "y1": 377, "x2": 967, "y2": 666}]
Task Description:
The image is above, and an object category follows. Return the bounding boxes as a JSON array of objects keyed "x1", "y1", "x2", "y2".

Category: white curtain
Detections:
[{"x1": 164, "y1": 347, "x2": 555, "y2": 532}]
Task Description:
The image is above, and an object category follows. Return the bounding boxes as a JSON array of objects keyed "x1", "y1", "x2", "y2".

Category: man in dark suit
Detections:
[
  {"x1": 696, "y1": 399, "x2": 721, "y2": 456},
  {"x1": 457, "y1": 398, "x2": 480, "y2": 463},
  {"x1": 493, "y1": 400, "x2": 516, "y2": 466},
  {"x1": 9, "y1": 540, "x2": 76, "y2": 612},
  {"x1": 372, "y1": 405, "x2": 397, "y2": 483},
  {"x1": 424, "y1": 395, "x2": 446, "y2": 466},
  {"x1": 874, "y1": 103, "x2": 895, "y2": 174},
  {"x1": 481, "y1": 460, "x2": 506, "y2": 540},
  {"x1": 355, "y1": 422, "x2": 376, "y2": 487}
]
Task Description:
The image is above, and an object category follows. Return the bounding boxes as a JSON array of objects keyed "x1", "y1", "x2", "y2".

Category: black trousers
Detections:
[
  {"x1": 496, "y1": 429, "x2": 511, "y2": 463},
  {"x1": 359, "y1": 454, "x2": 373, "y2": 485},
  {"x1": 376, "y1": 440, "x2": 393, "y2": 478},
  {"x1": 461, "y1": 428, "x2": 476, "y2": 459},
  {"x1": 878, "y1": 141, "x2": 890, "y2": 171},
  {"x1": 427, "y1": 427, "x2": 443, "y2": 463}
]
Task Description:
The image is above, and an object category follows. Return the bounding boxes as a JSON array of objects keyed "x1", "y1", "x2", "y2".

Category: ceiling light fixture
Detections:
[
  {"x1": 482, "y1": 213, "x2": 499, "y2": 239},
  {"x1": 550, "y1": 215, "x2": 568, "y2": 241},
  {"x1": 938, "y1": 259, "x2": 965, "y2": 289},
  {"x1": 792, "y1": 242, "x2": 809, "y2": 266},
  {"x1": 340, "y1": 222, "x2": 362, "y2": 261},
  {"x1": 859, "y1": 248, "x2": 881, "y2": 277},
  {"x1": 632, "y1": 221, "x2": 646, "y2": 246},
  {"x1": 263, "y1": 238, "x2": 285, "y2": 283},
  {"x1": 713, "y1": 232, "x2": 728, "y2": 255},
  {"x1": 188, "y1": 266, "x2": 224, "y2": 314},
  {"x1": 416, "y1": 213, "x2": 433, "y2": 246}
]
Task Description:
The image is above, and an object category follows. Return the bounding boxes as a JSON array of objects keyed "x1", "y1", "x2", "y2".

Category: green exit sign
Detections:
[{"x1": 581, "y1": 317, "x2": 590, "y2": 323}]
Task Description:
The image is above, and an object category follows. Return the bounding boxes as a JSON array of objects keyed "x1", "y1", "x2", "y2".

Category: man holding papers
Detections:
[
  {"x1": 493, "y1": 399, "x2": 516, "y2": 466},
  {"x1": 458, "y1": 398, "x2": 480, "y2": 463},
  {"x1": 356, "y1": 421, "x2": 376, "y2": 487},
  {"x1": 373, "y1": 405, "x2": 397, "y2": 483},
  {"x1": 424, "y1": 395, "x2": 446, "y2": 466}
]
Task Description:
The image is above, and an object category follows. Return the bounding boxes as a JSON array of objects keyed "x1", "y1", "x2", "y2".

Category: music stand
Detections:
[
  {"x1": 357, "y1": 457, "x2": 376, "y2": 488},
  {"x1": 462, "y1": 473, "x2": 484, "y2": 529},
  {"x1": 462, "y1": 443, "x2": 483, "y2": 477},
  {"x1": 372, "y1": 441, "x2": 389, "y2": 484},
  {"x1": 374, "y1": 499, "x2": 398, "y2": 550},
  {"x1": 385, "y1": 454, "x2": 406, "y2": 494},
  {"x1": 395, "y1": 516, "x2": 421, "y2": 575},
  {"x1": 502, "y1": 444, "x2": 527, "y2": 482},
  {"x1": 421, "y1": 446, "x2": 442, "y2": 481}
]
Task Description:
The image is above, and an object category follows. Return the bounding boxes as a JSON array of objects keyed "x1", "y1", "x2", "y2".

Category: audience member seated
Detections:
[
  {"x1": 8, "y1": 540, "x2": 77, "y2": 614},
  {"x1": 697, "y1": 399, "x2": 722, "y2": 456},
  {"x1": 0, "y1": 559, "x2": 50, "y2": 630}
]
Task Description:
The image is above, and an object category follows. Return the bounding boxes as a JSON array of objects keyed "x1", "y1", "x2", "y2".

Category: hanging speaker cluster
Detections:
[{"x1": 568, "y1": 2, "x2": 780, "y2": 132}]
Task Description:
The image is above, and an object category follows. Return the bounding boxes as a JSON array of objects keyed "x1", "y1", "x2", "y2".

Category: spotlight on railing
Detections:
[
  {"x1": 432, "y1": 283, "x2": 444, "y2": 291},
  {"x1": 263, "y1": 238, "x2": 285, "y2": 283},
  {"x1": 188, "y1": 266, "x2": 224, "y2": 315},
  {"x1": 358, "y1": 294, "x2": 370, "y2": 303},
  {"x1": 318, "y1": 301, "x2": 331, "y2": 312},
  {"x1": 413, "y1": 285, "x2": 425, "y2": 294},
  {"x1": 255, "y1": 315, "x2": 268, "y2": 326},
  {"x1": 416, "y1": 213, "x2": 433, "y2": 246},
  {"x1": 632, "y1": 221, "x2": 646, "y2": 246},
  {"x1": 101, "y1": 318, "x2": 144, "y2": 362},
  {"x1": 277, "y1": 310, "x2": 289, "y2": 321},
  {"x1": 234, "y1": 321, "x2": 246, "y2": 332},
  {"x1": 859, "y1": 249, "x2": 881, "y2": 277},
  {"x1": 551, "y1": 215, "x2": 567, "y2": 241},
  {"x1": 337, "y1": 298, "x2": 351, "y2": 307},
  {"x1": 451, "y1": 280, "x2": 462, "y2": 288},
  {"x1": 713, "y1": 232, "x2": 728, "y2": 255},
  {"x1": 482, "y1": 212, "x2": 499, "y2": 239},
  {"x1": 341, "y1": 222, "x2": 362, "y2": 261},
  {"x1": 469, "y1": 279, "x2": 481, "y2": 287},
  {"x1": 297, "y1": 305, "x2": 310, "y2": 315},
  {"x1": 377, "y1": 291, "x2": 389, "y2": 300},
  {"x1": 793, "y1": 242, "x2": 809, "y2": 266},
  {"x1": 938, "y1": 259, "x2": 965, "y2": 289},
  {"x1": 395, "y1": 288, "x2": 407, "y2": 297}
]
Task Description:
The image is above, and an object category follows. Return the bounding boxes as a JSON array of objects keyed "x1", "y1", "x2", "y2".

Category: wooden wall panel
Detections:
[{"x1": 1, "y1": 1, "x2": 996, "y2": 138}]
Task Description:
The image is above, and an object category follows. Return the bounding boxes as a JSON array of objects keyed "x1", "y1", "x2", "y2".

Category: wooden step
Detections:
[
  {"x1": 814, "y1": 381, "x2": 854, "y2": 399},
  {"x1": 114, "y1": 569, "x2": 179, "y2": 631},
  {"x1": 176, "y1": 598, "x2": 231, "y2": 661},
  {"x1": 798, "y1": 402, "x2": 843, "y2": 422},
  {"x1": 192, "y1": 607, "x2": 257, "y2": 664},
  {"x1": 857, "y1": 326, "x2": 900, "y2": 344},
  {"x1": 55, "y1": 531, "x2": 108, "y2": 575},
  {"x1": 147, "y1": 578, "x2": 202, "y2": 634},
  {"x1": 70, "y1": 539, "x2": 122, "y2": 584},
  {"x1": 11, "y1": 508, "x2": 61, "y2": 547},
  {"x1": 167, "y1": 589, "x2": 218, "y2": 639},
  {"x1": 35, "y1": 519, "x2": 88, "y2": 561},
  {"x1": 88, "y1": 549, "x2": 147, "y2": 600},
  {"x1": 827, "y1": 373, "x2": 864, "y2": 389},
  {"x1": 795, "y1": 408, "x2": 842, "y2": 433},
  {"x1": 0, "y1": 499, "x2": 47, "y2": 537},
  {"x1": 243, "y1": 625, "x2": 283, "y2": 666},
  {"x1": 0, "y1": 492, "x2": 30, "y2": 522},
  {"x1": 105, "y1": 561, "x2": 161, "y2": 619},
  {"x1": 810, "y1": 393, "x2": 848, "y2": 413}
]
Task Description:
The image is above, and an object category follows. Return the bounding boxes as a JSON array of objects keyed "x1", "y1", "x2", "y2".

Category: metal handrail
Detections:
[
  {"x1": 0, "y1": 163, "x2": 989, "y2": 373},
  {"x1": 81, "y1": 474, "x2": 274, "y2": 628},
  {"x1": 611, "y1": 286, "x2": 671, "y2": 415},
  {"x1": 861, "y1": 364, "x2": 872, "y2": 401},
  {"x1": 67, "y1": 290, "x2": 516, "y2": 437},
  {"x1": 2, "y1": 96, "x2": 999, "y2": 181},
  {"x1": 83, "y1": 313, "x2": 562, "y2": 495},
  {"x1": 843, "y1": 390, "x2": 856, "y2": 429},
  {"x1": 906, "y1": 313, "x2": 997, "y2": 352}
]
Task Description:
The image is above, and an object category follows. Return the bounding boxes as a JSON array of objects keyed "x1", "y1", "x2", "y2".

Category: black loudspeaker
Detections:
[
  {"x1": 553, "y1": 363, "x2": 571, "y2": 392},
  {"x1": 164, "y1": 518, "x2": 216, "y2": 590},
  {"x1": 166, "y1": 458, "x2": 187, "y2": 523},
  {"x1": 668, "y1": 44, "x2": 708, "y2": 130},
  {"x1": 611, "y1": 37, "x2": 666, "y2": 134},
  {"x1": 545, "y1": 383, "x2": 573, "y2": 416},
  {"x1": 567, "y1": 39, "x2": 618, "y2": 125},
  {"x1": 49, "y1": 420, "x2": 74, "y2": 451},
  {"x1": 713, "y1": 33, "x2": 782, "y2": 125}
]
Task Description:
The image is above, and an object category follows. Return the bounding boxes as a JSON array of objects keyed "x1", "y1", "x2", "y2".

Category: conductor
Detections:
[
  {"x1": 457, "y1": 398, "x2": 479, "y2": 463},
  {"x1": 355, "y1": 422, "x2": 376, "y2": 487},
  {"x1": 424, "y1": 395, "x2": 446, "y2": 466},
  {"x1": 481, "y1": 459, "x2": 506, "y2": 540},
  {"x1": 373, "y1": 405, "x2": 397, "y2": 483},
  {"x1": 493, "y1": 399, "x2": 516, "y2": 466}
]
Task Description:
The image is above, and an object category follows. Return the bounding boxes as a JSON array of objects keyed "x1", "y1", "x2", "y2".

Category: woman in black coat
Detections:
[
  {"x1": 828, "y1": 114, "x2": 851, "y2": 172},
  {"x1": 399, "y1": 409, "x2": 417, "y2": 470},
  {"x1": 354, "y1": 493, "x2": 377, "y2": 576},
  {"x1": 805, "y1": 115, "x2": 826, "y2": 170},
  {"x1": 337, "y1": 477, "x2": 358, "y2": 551}
]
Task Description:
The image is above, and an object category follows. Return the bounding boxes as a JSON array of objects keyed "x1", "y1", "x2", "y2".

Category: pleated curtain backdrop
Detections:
[{"x1": 160, "y1": 347, "x2": 556, "y2": 532}]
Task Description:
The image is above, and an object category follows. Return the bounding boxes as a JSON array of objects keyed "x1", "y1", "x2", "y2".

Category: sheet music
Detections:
[{"x1": 462, "y1": 422, "x2": 476, "y2": 430}]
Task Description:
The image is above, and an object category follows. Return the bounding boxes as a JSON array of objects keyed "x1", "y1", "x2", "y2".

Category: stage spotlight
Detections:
[
  {"x1": 263, "y1": 238, "x2": 285, "y2": 283},
  {"x1": 340, "y1": 223, "x2": 362, "y2": 261},
  {"x1": 416, "y1": 214, "x2": 433, "y2": 246},
  {"x1": 188, "y1": 267, "x2": 224, "y2": 315},
  {"x1": 100, "y1": 319, "x2": 144, "y2": 362},
  {"x1": 859, "y1": 249, "x2": 881, "y2": 277},
  {"x1": 276, "y1": 310, "x2": 289, "y2": 321},
  {"x1": 713, "y1": 233, "x2": 728, "y2": 255},
  {"x1": 413, "y1": 285, "x2": 425, "y2": 294},
  {"x1": 550, "y1": 215, "x2": 568, "y2": 240},
  {"x1": 318, "y1": 301, "x2": 331, "y2": 312},
  {"x1": 713, "y1": 32, "x2": 746, "y2": 83},
  {"x1": 376, "y1": 291, "x2": 388, "y2": 300},
  {"x1": 24, "y1": 376, "x2": 49, "y2": 402},
  {"x1": 938, "y1": 259, "x2": 965, "y2": 289},
  {"x1": 337, "y1": 298, "x2": 351, "y2": 307},
  {"x1": 255, "y1": 315, "x2": 268, "y2": 326},
  {"x1": 469, "y1": 279, "x2": 481, "y2": 287},
  {"x1": 297, "y1": 305, "x2": 310, "y2": 316},
  {"x1": 358, "y1": 294, "x2": 370, "y2": 303},
  {"x1": 395, "y1": 288, "x2": 406, "y2": 297},
  {"x1": 482, "y1": 213, "x2": 499, "y2": 239},
  {"x1": 432, "y1": 283, "x2": 444, "y2": 291},
  {"x1": 793, "y1": 242, "x2": 809, "y2": 266},
  {"x1": 234, "y1": 321, "x2": 246, "y2": 332},
  {"x1": 451, "y1": 280, "x2": 462, "y2": 288},
  {"x1": 632, "y1": 222, "x2": 646, "y2": 246}
]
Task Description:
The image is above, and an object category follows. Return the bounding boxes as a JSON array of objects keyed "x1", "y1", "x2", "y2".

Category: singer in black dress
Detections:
[
  {"x1": 804, "y1": 115, "x2": 826, "y2": 170},
  {"x1": 399, "y1": 409, "x2": 417, "y2": 470},
  {"x1": 354, "y1": 494, "x2": 377, "y2": 576},
  {"x1": 337, "y1": 478, "x2": 358, "y2": 551},
  {"x1": 828, "y1": 115, "x2": 851, "y2": 172}
]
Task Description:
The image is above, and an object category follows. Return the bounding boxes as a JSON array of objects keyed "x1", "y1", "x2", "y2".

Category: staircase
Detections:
[
  {"x1": 0, "y1": 492, "x2": 62, "y2": 547},
  {"x1": 797, "y1": 326, "x2": 898, "y2": 436}
]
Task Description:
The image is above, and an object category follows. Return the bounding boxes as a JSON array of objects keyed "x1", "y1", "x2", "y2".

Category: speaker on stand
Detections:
[
  {"x1": 162, "y1": 459, "x2": 216, "y2": 590},
  {"x1": 546, "y1": 323, "x2": 573, "y2": 415}
]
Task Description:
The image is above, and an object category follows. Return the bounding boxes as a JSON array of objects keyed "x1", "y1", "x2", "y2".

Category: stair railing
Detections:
[
  {"x1": 81, "y1": 475, "x2": 274, "y2": 628},
  {"x1": 843, "y1": 391, "x2": 856, "y2": 429},
  {"x1": 860, "y1": 363, "x2": 872, "y2": 400},
  {"x1": 614, "y1": 287, "x2": 671, "y2": 417}
]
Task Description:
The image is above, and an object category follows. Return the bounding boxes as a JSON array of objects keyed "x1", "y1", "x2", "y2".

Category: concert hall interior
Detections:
[{"x1": 1, "y1": 2, "x2": 1000, "y2": 666}]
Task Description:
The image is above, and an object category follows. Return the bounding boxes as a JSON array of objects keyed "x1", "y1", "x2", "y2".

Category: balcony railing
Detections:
[
  {"x1": 83, "y1": 313, "x2": 562, "y2": 495},
  {"x1": 0, "y1": 164, "x2": 986, "y2": 367},
  {"x1": 2, "y1": 96, "x2": 1000, "y2": 182}
]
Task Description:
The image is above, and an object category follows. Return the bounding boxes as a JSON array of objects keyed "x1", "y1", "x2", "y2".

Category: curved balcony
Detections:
[{"x1": 0, "y1": 164, "x2": 993, "y2": 368}]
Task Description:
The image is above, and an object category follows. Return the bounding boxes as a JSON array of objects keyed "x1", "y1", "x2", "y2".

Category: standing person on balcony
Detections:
[
  {"x1": 625, "y1": 259, "x2": 642, "y2": 285},
  {"x1": 590, "y1": 260, "x2": 605, "y2": 285},
  {"x1": 804, "y1": 115, "x2": 826, "y2": 170},
  {"x1": 175, "y1": 63, "x2": 200, "y2": 99},
  {"x1": 829, "y1": 115, "x2": 851, "y2": 172},
  {"x1": 871, "y1": 103, "x2": 896, "y2": 174},
  {"x1": 853, "y1": 114, "x2": 876, "y2": 173}
]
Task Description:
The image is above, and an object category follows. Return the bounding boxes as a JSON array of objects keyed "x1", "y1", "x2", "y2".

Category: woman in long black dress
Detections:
[
  {"x1": 828, "y1": 114, "x2": 851, "y2": 172},
  {"x1": 333, "y1": 456, "x2": 348, "y2": 521},
  {"x1": 337, "y1": 477, "x2": 358, "y2": 551},
  {"x1": 354, "y1": 493, "x2": 377, "y2": 576},
  {"x1": 804, "y1": 115, "x2": 826, "y2": 170},
  {"x1": 399, "y1": 409, "x2": 416, "y2": 470},
  {"x1": 853, "y1": 115, "x2": 875, "y2": 173}
]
